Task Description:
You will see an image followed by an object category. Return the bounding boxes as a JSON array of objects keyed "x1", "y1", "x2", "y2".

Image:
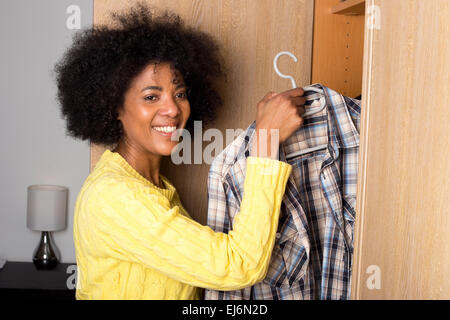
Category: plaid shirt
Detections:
[{"x1": 205, "y1": 84, "x2": 361, "y2": 300}]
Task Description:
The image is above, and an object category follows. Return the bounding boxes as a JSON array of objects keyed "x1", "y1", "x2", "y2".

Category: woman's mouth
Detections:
[{"x1": 152, "y1": 125, "x2": 178, "y2": 136}]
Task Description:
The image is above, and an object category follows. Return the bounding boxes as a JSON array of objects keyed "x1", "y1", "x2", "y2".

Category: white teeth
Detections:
[{"x1": 153, "y1": 126, "x2": 177, "y2": 133}]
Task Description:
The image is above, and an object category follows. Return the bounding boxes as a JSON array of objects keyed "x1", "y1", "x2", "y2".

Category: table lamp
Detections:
[{"x1": 27, "y1": 185, "x2": 68, "y2": 270}]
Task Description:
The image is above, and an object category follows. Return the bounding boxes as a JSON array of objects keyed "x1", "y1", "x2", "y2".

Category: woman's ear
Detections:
[{"x1": 116, "y1": 105, "x2": 124, "y2": 121}]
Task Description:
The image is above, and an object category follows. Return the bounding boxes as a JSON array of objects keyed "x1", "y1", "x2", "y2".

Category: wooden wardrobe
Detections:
[{"x1": 90, "y1": 0, "x2": 450, "y2": 300}]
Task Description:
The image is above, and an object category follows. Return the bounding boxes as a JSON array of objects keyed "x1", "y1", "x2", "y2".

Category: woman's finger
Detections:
[
  {"x1": 290, "y1": 96, "x2": 306, "y2": 106},
  {"x1": 280, "y1": 87, "x2": 304, "y2": 98},
  {"x1": 296, "y1": 105, "x2": 306, "y2": 117}
]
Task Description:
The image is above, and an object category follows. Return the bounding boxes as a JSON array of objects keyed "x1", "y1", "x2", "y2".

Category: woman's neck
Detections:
[{"x1": 113, "y1": 141, "x2": 163, "y2": 188}]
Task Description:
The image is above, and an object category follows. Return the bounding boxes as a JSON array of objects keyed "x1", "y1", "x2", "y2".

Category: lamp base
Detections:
[{"x1": 33, "y1": 231, "x2": 59, "y2": 270}]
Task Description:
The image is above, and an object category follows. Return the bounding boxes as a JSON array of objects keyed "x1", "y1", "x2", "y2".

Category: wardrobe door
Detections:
[
  {"x1": 352, "y1": 0, "x2": 450, "y2": 299},
  {"x1": 91, "y1": 0, "x2": 314, "y2": 224}
]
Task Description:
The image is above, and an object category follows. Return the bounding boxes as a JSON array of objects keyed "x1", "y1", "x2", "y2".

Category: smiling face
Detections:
[{"x1": 117, "y1": 62, "x2": 191, "y2": 157}]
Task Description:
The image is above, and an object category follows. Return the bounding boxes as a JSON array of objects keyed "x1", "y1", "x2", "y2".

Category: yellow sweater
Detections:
[{"x1": 73, "y1": 150, "x2": 291, "y2": 299}]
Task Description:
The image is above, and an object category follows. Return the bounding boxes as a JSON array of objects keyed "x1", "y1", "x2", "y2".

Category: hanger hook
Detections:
[{"x1": 273, "y1": 51, "x2": 298, "y2": 88}]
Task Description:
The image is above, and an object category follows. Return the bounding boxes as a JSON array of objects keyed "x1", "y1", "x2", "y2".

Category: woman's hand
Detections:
[{"x1": 252, "y1": 87, "x2": 306, "y2": 159}]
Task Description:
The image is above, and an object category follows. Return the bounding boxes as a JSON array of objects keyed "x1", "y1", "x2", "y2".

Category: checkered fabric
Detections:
[{"x1": 204, "y1": 84, "x2": 360, "y2": 300}]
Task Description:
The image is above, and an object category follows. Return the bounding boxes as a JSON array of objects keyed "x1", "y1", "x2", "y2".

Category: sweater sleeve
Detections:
[{"x1": 81, "y1": 156, "x2": 291, "y2": 291}]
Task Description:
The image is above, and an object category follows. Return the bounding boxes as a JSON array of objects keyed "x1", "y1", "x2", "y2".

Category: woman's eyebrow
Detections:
[
  {"x1": 141, "y1": 86, "x2": 162, "y2": 92},
  {"x1": 141, "y1": 84, "x2": 186, "y2": 92}
]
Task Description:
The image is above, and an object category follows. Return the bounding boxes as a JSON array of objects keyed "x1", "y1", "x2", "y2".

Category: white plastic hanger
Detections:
[
  {"x1": 273, "y1": 52, "x2": 326, "y2": 116},
  {"x1": 273, "y1": 51, "x2": 328, "y2": 159}
]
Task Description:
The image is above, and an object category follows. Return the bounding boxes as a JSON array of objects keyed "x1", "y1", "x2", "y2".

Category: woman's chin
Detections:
[
  {"x1": 157, "y1": 144, "x2": 178, "y2": 157},
  {"x1": 161, "y1": 151, "x2": 173, "y2": 157}
]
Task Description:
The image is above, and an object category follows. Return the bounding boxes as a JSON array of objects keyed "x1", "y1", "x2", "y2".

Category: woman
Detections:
[{"x1": 55, "y1": 5, "x2": 306, "y2": 299}]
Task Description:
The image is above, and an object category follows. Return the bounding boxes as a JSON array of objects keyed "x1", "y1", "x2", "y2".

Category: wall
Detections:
[{"x1": 0, "y1": 0, "x2": 93, "y2": 263}]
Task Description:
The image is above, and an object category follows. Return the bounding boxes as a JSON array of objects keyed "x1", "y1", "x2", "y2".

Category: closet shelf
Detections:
[{"x1": 331, "y1": 0, "x2": 365, "y2": 16}]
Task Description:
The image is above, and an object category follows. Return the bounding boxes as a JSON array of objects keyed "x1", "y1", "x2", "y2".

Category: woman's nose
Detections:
[{"x1": 160, "y1": 97, "x2": 180, "y2": 118}]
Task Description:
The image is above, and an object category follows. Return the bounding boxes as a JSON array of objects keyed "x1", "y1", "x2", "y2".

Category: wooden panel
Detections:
[
  {"x1": 332, "y1": 0, "x2": 365, "y2": 15},
  {"x1": 312, "y1": 0, "x2": 365, "y2": 97},
  {"x1": 352, "y1": 0, "x2": 450, "y2": 299},
  {"x1": 91, "y1": 0, "x2": 314, "y2": 224}
]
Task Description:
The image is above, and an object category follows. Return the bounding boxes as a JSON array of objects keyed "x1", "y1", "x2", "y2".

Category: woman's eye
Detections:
[
  {"x1": 144, "y1": 95, "x2": 158, "y2": 101},
  {"x1": 176, "y1": 92, "x2": 187, "y2": 99}
]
